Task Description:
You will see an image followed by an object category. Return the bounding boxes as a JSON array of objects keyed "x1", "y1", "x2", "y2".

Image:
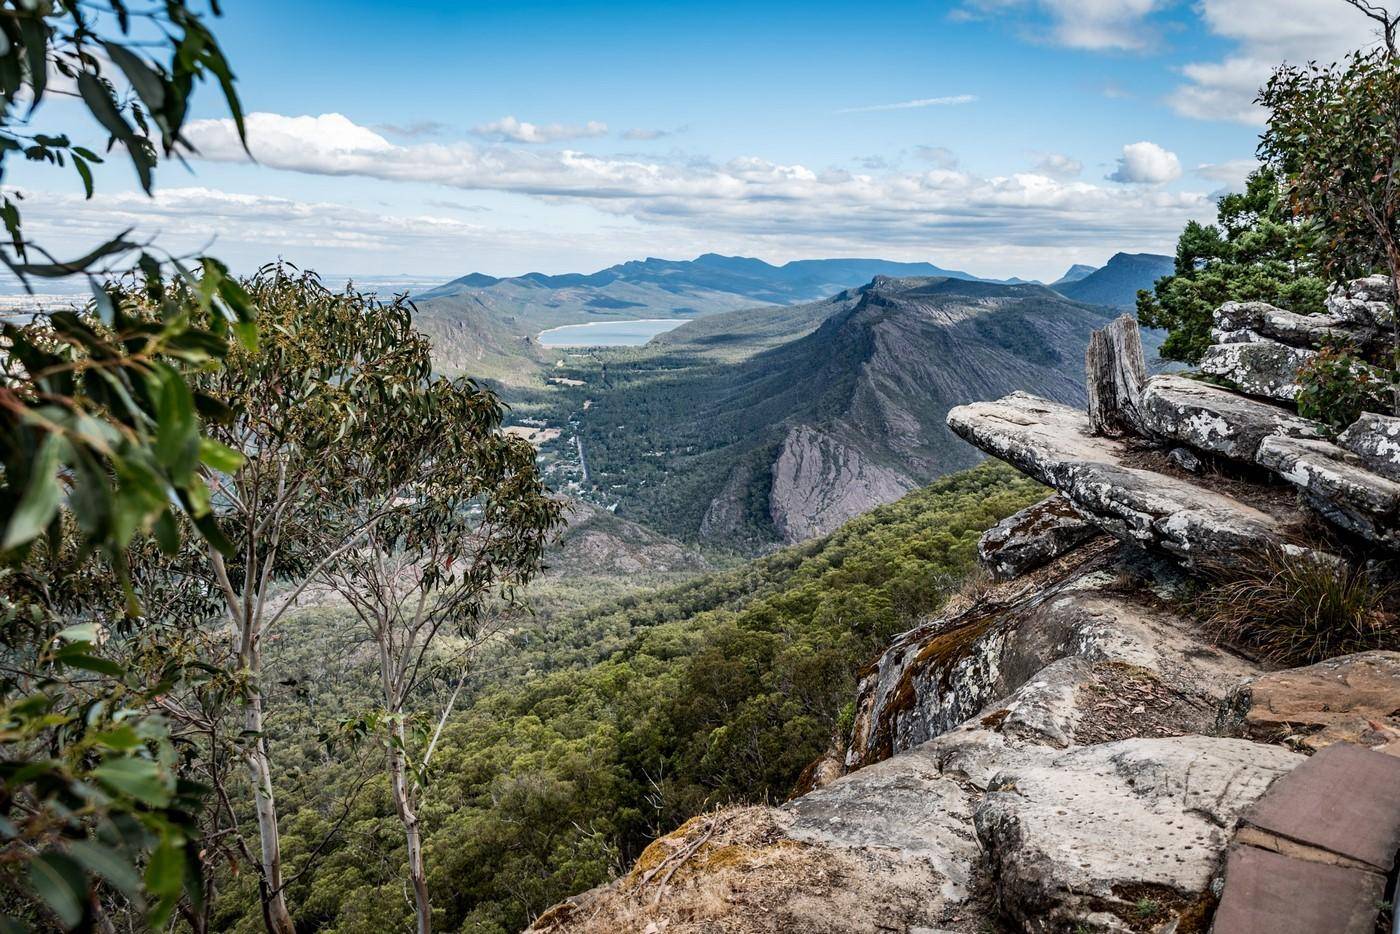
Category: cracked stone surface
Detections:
[
  {"x1": 1199, "y1": 339, "x2": 1314, "y2": 401},
  {"x1": 1256, "y1": 434, "x2": 1400, "y2": 549},
  {"x1": 846, "y1": 544, "x2": 1257, "y2": 770},
  {"x1": 1339, "y1": 412, "x2": 1400, "y2": 482},
  {"x1": 1326, "y1": 274, "x2": 1396, "y2": 331},
  {"x1": 1213, "y1": 300, "x2": 1360, "y2": 349},
  {"x1": 1138, "y1": 374, "x2": 1324, "y2": 463}
]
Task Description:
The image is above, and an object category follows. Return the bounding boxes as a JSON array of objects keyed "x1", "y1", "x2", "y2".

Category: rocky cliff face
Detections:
[{"x1": 527, "y1": 289, "x2": 1400, "y2": 934}]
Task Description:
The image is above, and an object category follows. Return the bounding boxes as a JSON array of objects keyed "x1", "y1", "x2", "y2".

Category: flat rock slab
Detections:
[
  {"x1": 1242, "y1": 741, "x2": 1400, "y2": 872},
  {"x1": 974, "y1": 736, "x2": 1301, "y2": 932},
  {"x1": 1218, "y1": 650, "x2": 1400, "y2": 754},
  {"x1": 784, "y1": 749, "x2": 979, "y2": 901},
  {"x1": 1257, "y1": 434, "x2": 1400, "y2": 548},
  {"x1": 1211, "y1": 844, "x2": 1384, "y2": 934},
  {"x1": 1139, "y1": 374, "x2": 1323, "y2": 463},
  {"x1": 947, "y1": 392, "x2": 1299, "y2": 562}
]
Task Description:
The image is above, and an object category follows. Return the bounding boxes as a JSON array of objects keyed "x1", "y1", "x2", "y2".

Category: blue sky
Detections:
[{"x1": 7, "y1": 0, "x2": 1389, "y2": 282}]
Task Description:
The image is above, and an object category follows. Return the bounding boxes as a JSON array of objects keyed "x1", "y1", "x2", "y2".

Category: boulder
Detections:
[
  {"x1": 1339, "y1": 412, "x2": 1400, "y2": 482},
  {"x1": 1217, "y1": 651, "x2": 1400, "y2": 755},
  {"x1": 1213, "y1": 300, "x2": 1357, "y2": 349},
  {"x1": 1138, "y1": 374, "x2": 1324, "y2": 463},
  {"x1": 1256, "y1": 434, "x2": 1400, "y2": 548},
  {"x1": 976, "y1": 494, "x2": 1102, "y2": 581},
  {"x1": 973, "y1": 736, "x2": 1302, "y2": 933},
  {"x1": 1326, "y1": 274, "x2": 1395, "y2": 330},
  {"x1": 527, "y1": 803, "x2": 975, "y2": 934},
  {"x1": 1199, "y1": 339, "x2": 1315, "y2": 401},
  {"x1": 946, "y1": 392, "x2": 1305, "y2": 563}
]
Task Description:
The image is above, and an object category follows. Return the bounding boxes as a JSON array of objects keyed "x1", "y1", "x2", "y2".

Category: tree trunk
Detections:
[
  {"x1": 237, "y1": 619, "x2": 293, "y2": 934},
  {"x1": 244, "y1": 687, "x2": 296, "y2": 934},
  {"x1": 388, "y1": 717, "x2": 431, "y2": 934},
  {"x1": 1086, "y1": 314, "x2": 1149, "y2": 437}
]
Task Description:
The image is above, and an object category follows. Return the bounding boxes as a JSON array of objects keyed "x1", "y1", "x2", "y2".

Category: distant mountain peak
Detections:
[
  {"x1": 1050, "y1": 252, "x2": 1173, "y2": 310},
  {"x1": 1052, "y1": 264, "x2": 1097, "y2": 286}
]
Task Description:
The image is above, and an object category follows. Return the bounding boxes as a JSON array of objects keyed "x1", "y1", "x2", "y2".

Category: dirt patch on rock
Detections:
[{"x1": 1073, "y1": 661, "x2": 1218, "y2": 746}]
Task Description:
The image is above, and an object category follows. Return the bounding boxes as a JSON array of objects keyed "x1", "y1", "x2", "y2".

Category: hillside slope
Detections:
[{"x1": 557, "y1": 277, "x2": 1151, "y2": 546}]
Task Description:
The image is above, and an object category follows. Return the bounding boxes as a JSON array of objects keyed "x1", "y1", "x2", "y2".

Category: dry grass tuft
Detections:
[{"x1": 1195, "y1": 548, "x2": 1397, "y2": 666}]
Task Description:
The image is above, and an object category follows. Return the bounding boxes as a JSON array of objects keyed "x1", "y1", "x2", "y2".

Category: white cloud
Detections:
[
  {"x1": 470, "y1": 115, "x2": 609, "y2": 144},
  {"x1": 1032, "y1": 153, "x2": 1083, "y2": 179},
  {"x1": 1170, "y1": 0, "x2": 1385, "y2": 124},
  {"x1": 954, "y1": 0, "x2": 1167, "y2": 51},
  {"x1": 176, "y1": 112, "x2": 1213, "y2": 263},
  {"x1": 1108, "y1": 141, "x2": 1182, "y2": 184},
  {"x1": 374, "y1": 120, "x2": 450, "y2": 138},
  {"x1": 836, "y1": 95, "x2": 977, "y2": 113},
  {"x1": 4, "y1": 185, "x2": 623, "y2": 278}
]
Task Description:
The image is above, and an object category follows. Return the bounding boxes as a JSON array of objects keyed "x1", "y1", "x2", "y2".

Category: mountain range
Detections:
[
  {"x1": 536, "y1": 276, "x2": 1164, "y2": 547},
  {"x1": 418, "y1": 253, "x2": 986, "y2": 309},
  {"x1": 410, "y1": 251, "x2": 1172, "y2": 385}
]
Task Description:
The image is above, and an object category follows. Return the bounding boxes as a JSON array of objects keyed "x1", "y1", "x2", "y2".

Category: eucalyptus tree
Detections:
[
  {"x1": 318, "y1": 376, "x2": 562, "y2": 934},
  {"x1": 126, "y1": 266, "x2": 458, "y2": 934},
  {"x1": 0, "y1": 3, "x2": 255, "y2": 930},
  {"x1": 1260, "y1": 28, "x2": 1400, "y2": 410}
]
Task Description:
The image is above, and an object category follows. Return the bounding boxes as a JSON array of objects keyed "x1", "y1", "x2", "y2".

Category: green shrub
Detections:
[
  {"x1": 1295, "y1": 344, "x2": 1392, "y2": 433},
  {"x1": 1197, "y1": 548, "x2": 1397, "y2": 665}
]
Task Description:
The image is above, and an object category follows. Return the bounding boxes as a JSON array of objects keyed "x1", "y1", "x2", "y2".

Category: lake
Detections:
[{"x1": 537, "y1": 318, "x2": 688, "y2": 347}]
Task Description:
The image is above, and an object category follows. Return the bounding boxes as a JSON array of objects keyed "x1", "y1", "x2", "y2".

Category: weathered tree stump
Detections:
[{"x1": 1086, "y1": 314, "x2": 1148, "y2": 437}]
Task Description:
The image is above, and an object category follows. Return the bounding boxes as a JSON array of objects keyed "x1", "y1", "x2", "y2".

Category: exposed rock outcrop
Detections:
[
  {"x1": 976, "y1": 495, "x2": 1102, "y2": 581},
  {"x1": 845, "y1": 542, "x2": 1256, "y2": 770},
  {"x1": 1256, "y1": 434, "x2": 1400, "y2": 548},
  {"x1": 768, "y1": 424, "x2": 916, "y2": 543},
  {"x1": 531, "y1": 299, "x2": 1400, "y2": 934},
  {"x1": 1326, "y1": 273, "x2": 1395, "y2": 330},
  {"x1": 1199, "y1": 340, "x2": 1314, "y2": 401},
  {"x1": 1340, "y1": 412, "x2": 1400, "y2": 481},
  {"x1": 976, "y1": 736, "x2": 1301, "y2": 931},
  {"x1": 946, "y1": 392, "x2": 1309, "y2": 562},
  {"x1": 1138, "y1": 374, "x2": 1323, "y2": 462},
  {"x1": 1197, "y1": 280, "x2": 1395, "y2": 407},
  {"x1": 1217, "y1": 651, "x2": 1400, "y2": 755},
  {"x1": 1212, "y1": 300, "x2": 1358, "y2": 349}
]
